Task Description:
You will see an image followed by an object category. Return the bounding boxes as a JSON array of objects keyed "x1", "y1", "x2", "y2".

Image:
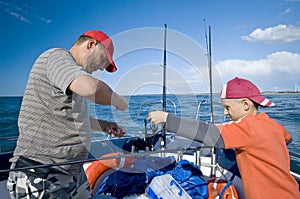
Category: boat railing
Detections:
[
  {"x1": 0, "y1": 136, "x2": 18, "y2": 153},
  {"x1": 290, "y1": 151, "x2": 300, "y2": 160},
  {"x1": 0, "y1": 136, "x2": 18, "y2": 141},
  {"x1": 0, "y1": 145, "x2": 212, "y2": 174},
  {"x1": 0, "y1": 135, "x2": 300, "y2": 183},
  {"x1": 195, "y1": 100, "x2": 208, "y2": 120}
]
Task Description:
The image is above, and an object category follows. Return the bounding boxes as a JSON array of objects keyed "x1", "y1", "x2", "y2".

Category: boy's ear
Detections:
[{"x1": 242, "y1": 98, "x2": 251, "y2": 111}]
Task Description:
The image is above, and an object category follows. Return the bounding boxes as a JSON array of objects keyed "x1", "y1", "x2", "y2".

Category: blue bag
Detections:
[{"x1": 96, "y1": 157, "x2": 208, "y2": 199}]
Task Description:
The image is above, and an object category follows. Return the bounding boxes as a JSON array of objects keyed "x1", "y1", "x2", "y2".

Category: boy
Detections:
[{"x1": 148, "y1": 77, "x2": 300, "y2": 199}]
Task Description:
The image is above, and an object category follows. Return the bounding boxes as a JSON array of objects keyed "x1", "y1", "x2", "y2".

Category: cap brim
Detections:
[
  {"x1": 250, "y1": 95, "x2": 275, "y2": 107},
  {"x1": 105, "y1": 49, "x2": 117, "y2": 73},
  {"x1": 106, "y1": 62, "x2": 117, "y2": 73}
]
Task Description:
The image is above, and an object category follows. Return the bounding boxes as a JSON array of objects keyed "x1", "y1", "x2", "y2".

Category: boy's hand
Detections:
[{"x1": 148, "y1": 111, "x2": 168, "y2": 124}]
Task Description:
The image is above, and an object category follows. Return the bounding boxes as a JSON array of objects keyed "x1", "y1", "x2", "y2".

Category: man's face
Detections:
[{"x1": 84, "y1": 42, "x2": 110, "y2": 74}]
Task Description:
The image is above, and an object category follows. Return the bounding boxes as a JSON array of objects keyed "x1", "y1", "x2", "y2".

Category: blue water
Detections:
[{"x1": 0, "y1": 95, "x2": 299, "y2": 173}]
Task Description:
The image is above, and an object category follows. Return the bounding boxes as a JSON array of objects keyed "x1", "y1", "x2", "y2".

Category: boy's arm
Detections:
[{"x1": 165, "y1": 114, "x2": 225, "y2": 148}]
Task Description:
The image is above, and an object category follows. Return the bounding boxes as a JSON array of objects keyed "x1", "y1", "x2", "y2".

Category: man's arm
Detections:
[{"x1": 69, "y1": 75, "x2": 128, "y2": 110}]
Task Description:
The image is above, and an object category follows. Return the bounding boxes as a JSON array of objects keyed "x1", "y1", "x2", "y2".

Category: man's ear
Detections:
[{"x1": 87, "y1": 39, "x2": 97, "y2": 49}]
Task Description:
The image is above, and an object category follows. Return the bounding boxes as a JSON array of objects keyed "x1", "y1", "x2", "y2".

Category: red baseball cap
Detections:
[
  {"x1": 82, "y1": 30, "x2": 117, "y2": 73},
  {"x1": 220, "y1": 77, "x2": 275, "y2": 107}
]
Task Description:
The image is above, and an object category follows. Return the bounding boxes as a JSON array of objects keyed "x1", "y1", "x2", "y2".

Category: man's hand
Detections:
[
  {"x1": 104, "y1": 122, "x2": 126, "y2": 137},
  {"x1": 148, "y1": 111, "x2": 168, "y2": 124}
]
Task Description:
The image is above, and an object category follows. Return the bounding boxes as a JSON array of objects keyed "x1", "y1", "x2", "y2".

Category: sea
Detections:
[{"x1": 0, "y1": 94, "x2": 299, "y2": 173}]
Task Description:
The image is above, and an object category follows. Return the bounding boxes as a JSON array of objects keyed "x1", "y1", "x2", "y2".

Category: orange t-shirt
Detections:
[{"x1": 218, "y1": 112, "x2": 300, "y2": 199}]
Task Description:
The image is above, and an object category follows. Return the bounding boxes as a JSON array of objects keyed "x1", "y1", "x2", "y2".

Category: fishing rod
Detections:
[
  {"x1": 208, "y1": 27, "x2": 214, "y2": 124},
  {"x1": 204, "y1": 20, "x2": 216, "y2": 177},
  {"x1": 204, "y1": 20, "x2": 214, "y2": 124},
  {"x1": 0, "y1": 145, "x2": 212, "y2": 174},
  {"x1": 209, "y1": 26, "x2": 217, "y2": 178},
  {"x1": 162, "y1": 24, "x2": 167, "y2": 112},
  {"x1": 161, "y1": 24, "x2": 167, "y2": 150}
]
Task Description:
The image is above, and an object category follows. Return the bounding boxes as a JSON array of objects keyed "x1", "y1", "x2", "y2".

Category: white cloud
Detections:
[
  {"x1": 278, "y1": 8, "x2": 291, "y2": 15},
  {"x1": 241, "y1": 24, "x2": 300, "y2": 43},
  {"x1": 6, "y1": 9, "x2": 31, "y2": 23},
  {"x1": 0, "y1": 1, "x2": 52, "y2": 24},
  {"x1": 216, "y1": 51, "x2": 300, "y2": 75},
  {"x1": 215, "y1": 51, "x2": 300, "y2": 91}
]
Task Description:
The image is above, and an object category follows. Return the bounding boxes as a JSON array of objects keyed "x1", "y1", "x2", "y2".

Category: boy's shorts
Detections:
[{"x1": 7, "y1": 162, "x2": 91, "y2": 199}]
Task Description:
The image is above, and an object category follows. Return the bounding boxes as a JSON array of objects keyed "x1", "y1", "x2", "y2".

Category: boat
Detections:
[{"x1": 0, "y1": 25, "x2": 299, "y2": 199}]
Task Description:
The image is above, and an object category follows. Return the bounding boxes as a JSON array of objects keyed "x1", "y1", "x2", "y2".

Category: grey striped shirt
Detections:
[{"x1": 12, "y1": 48, "x2": 92, "y2": 175}]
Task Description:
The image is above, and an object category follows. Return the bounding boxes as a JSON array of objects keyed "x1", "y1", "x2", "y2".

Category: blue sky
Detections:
[{"x1": 1, "y1": 0, "x2": 300, "y2": 96}]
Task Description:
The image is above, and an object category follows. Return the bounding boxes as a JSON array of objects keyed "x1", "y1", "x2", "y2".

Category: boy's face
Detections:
[{"x1": 221, "y1": 98, "x2": 247, "y2": 121}]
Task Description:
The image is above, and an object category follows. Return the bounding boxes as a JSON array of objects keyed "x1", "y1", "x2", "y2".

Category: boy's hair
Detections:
[{"x1": 232, "y1": 98, "x2": 259, "y2": 109}]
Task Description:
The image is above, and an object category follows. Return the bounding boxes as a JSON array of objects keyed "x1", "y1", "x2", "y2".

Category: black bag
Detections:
[{"x1": 15, "y1": 156, "x2": 54, "y2": 178}]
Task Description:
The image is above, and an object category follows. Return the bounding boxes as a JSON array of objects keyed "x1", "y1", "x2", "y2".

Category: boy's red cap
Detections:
[
  {"x1": 82, "y1": 30, "x2": 117, "y2": 73},
  {"x1": 220, "y1": 77, "x2": 275, "y2": 107}
]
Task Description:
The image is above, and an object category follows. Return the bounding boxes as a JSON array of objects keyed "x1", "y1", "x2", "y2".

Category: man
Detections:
[
  {"x1": 7, "y1": 30, "x2": 128, "y2": 198},
  {"x1": 149, "y1": 77, "x2": 300, "y2": 199}
]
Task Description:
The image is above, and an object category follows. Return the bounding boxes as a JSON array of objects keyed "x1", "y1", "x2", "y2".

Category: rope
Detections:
[{"x1": 219, "y1": 163, "x2": 238, "y2": 199}]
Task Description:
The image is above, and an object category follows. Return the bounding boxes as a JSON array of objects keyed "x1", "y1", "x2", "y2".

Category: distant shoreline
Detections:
[{"x1": 262, "y1": 91, "x2": 300, "y2": 95}]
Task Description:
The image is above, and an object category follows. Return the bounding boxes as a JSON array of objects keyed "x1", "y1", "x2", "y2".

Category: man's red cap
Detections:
[
  {"x1": 82, "y1": 30, "x2": 117, "y2": 73},
  {"x1": 220, "y1": 77, "x2": 275, "y2": 107}
]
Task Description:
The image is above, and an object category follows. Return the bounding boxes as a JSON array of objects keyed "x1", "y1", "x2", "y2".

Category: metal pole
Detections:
[
  {"x1": 208, "y1": 26, "x2": 214, "y2": 124},
  {"x1": 163, "y1": 24, "x2": 167, "y2": 112},
  {"x1": 208, "y1": 25, "x2": 216, "y2": 177},
  {"x1": 161, "y1": 24, "x2": 167, "y2": 150}
]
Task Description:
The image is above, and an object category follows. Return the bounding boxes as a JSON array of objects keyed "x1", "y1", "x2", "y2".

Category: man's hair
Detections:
[
  {"x1": 73, "y1": 35, "x2": 91, "y2": 46},
  {"x1": 72, "y1": 35, "x2": 105, "y2": 50}
]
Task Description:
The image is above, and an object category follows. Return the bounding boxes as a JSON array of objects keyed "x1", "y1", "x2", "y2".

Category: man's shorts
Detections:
[{"x1": 7, "y1": 162, "x2": 91, "y2": 199}]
